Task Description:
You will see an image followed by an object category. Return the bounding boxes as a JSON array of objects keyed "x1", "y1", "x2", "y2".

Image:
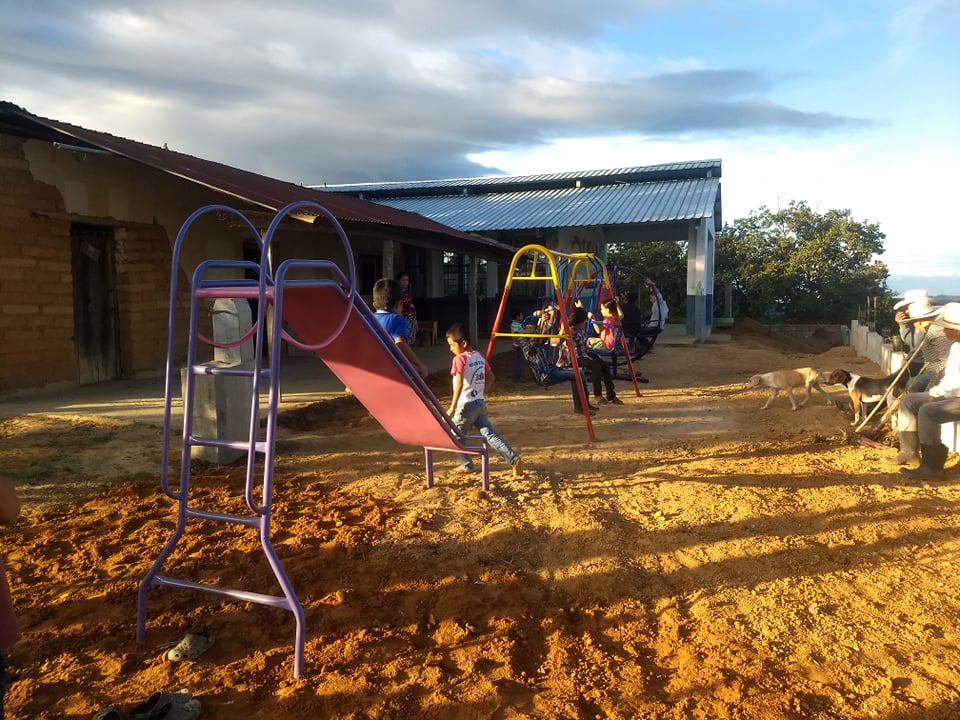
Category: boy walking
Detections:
[
  {"x1": 445, "y1": 323, "x2": 523, "y2": 478},
  {"x1": 372, "y1": 278, "x2": 430, "y2": 379}
]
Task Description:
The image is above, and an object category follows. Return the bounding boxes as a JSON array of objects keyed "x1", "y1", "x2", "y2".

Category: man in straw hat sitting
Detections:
[
  {"x1": 893, "y1": 302, "x2": 960, "y2": 479},
  {"x1": 886, "y1": 292, "x2": 954, "y2": 464},
  {"x1": 894, "y1": 291, "x2": 953, "y2": 392}
]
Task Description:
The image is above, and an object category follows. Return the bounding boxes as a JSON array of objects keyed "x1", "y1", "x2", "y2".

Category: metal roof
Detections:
[
  {"x1": 0, "y1": 101, "x2": 514, "y2": 258},
  {"x1": 355, "y1": 177, "x2": 720, "y2": 232},
  {"x1": 320, "y1": 160, "x2": 721, "y2": 197},
  {"x1": 320, "y1": 160, "x2": 722, "y2": 232}
]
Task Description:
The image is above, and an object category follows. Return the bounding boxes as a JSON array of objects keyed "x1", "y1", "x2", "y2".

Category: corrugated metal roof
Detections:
[
  {"x1": 0, "y1": 101, "x2": 515, "y2": 258},
  {"x1": 330, "y1": 177, "x2": 719, "y2": 232},
  {"x1": 319, "y1": 159, "x2": 721, "y2": 197},
  {"x1": 319, "y1": 160, "x2": 722, "y2": 232}
]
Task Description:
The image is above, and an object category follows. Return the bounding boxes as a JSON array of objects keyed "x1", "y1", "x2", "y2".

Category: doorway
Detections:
[{"x1": 71, "y1": 224, "x2": 118, "y2": 384}]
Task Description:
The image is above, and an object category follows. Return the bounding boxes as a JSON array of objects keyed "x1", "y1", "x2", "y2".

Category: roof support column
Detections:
[
  {"x1": 684, "y1": 220, "x2": 714, "y2": 341},
  {"x1": 382, "y1": 238, "x2": 394, "y2": 283},
  {"x1": 468, "y1": 255, "x2": 479, "y2": 345}
]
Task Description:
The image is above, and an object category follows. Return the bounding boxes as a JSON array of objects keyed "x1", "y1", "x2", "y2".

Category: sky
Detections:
[{"x1": 1, "y1": 0, "x2": 958, "y2": 289}]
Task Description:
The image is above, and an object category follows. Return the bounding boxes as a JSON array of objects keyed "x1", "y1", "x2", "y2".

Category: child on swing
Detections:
[
  {"x1": 587, "y1": 298, "x2": 620, "y2": 351},
  {"x1": 444, "y1": 323, "x2": 523, "y2": 479}
]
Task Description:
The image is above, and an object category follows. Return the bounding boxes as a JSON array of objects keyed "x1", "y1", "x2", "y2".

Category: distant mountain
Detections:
[{"x1": 888, "y1": 275, "x2": 960, "y2": 299}]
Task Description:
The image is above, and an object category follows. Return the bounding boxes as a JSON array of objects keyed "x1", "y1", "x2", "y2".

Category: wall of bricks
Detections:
[
  {"x1": 113, "y1": 224, "x2": 194, "y2": 376},
  {"x1": 0, "y1": 134, "x2": 76, "y2": 390},
  {"x1": 0, "y1": 134, "x2": 194, "y2": 392}
]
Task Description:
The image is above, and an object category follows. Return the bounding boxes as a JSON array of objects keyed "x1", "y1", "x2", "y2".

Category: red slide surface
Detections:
[{"x1": 281, "y1": 284, "x2": 466, "y2": 452}]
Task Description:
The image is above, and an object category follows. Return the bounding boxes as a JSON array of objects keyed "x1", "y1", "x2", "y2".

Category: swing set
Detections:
[
  {"x1": 610, "y1": 265, "x2": 668, "y2": 364},
  {"x1": 485, "y1": 245, "x2": 642, "y2": 441}
]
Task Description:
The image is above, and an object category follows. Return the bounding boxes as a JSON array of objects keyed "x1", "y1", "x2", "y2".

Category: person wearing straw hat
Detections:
[
  {"x1": 885, "y1": 294, "x2": 952, "y2": 464},
  {"x1": 894, "y1": 292, "x2": 952, "y2": 391},
  {"x1": 894, "y1": 302, "x2": 960, "y2": 479}
]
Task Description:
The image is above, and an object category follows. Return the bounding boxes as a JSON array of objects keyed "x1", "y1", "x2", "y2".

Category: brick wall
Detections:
[
  {"x1": 0, "y1": 134, "x2": 76, "y2": 390},
  {"x1": 114, "y1": 224, "x2": 195, "y2": 376},
  {"x1": 0, "y1": 134, "x2": 194, "y2": 392}
]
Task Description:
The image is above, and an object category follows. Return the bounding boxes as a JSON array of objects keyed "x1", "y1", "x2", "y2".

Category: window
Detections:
[{"x1": 442, "y1": 253, "x2": 487, "y2": 296}]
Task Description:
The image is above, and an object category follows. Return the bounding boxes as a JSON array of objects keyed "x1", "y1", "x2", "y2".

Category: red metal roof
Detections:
[{"x1": 0, "y1": 102, "x2": 514, "y2": 257}]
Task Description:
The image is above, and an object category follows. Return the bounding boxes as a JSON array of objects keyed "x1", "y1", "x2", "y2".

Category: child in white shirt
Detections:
[{"x1": 445, "y1": 323, "x2": 523, "y2": 478}]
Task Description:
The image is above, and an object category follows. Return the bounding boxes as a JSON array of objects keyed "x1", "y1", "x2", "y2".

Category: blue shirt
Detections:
[{"x1": 374, "y1": 309, "x2": 408, "y2": 342}]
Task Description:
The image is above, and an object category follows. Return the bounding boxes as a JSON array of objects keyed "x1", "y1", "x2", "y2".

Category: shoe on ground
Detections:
[
  {"x1": 512, "y1": 458, "x2": 524, "y2": 479},
  {"x1": 608, "y1": 396, "x2": 624, "y2": 405},
  {"x1": 91, "y1": 710, "x2": 122, "y2": 720},
  {"x1": 574, "y1": 407, "x2": 598, "y2": 416},
  {"x1": 595, "y1": 397, "x2": 609, "y2": 405},
  {"x1": 166, "y1": 630, "x2": 214, "y2": 662},
  {"x1": 128, "y1": 690, "x2": 199, "y2": 720}
]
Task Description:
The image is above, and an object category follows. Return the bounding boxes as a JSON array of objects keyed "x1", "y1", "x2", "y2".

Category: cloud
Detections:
[
  {"x1": 887, "y1": 0, "x2": 960, "y2": 65},
  {"x1": 0, "y1": 1, "x2": 870, "y2": 184}
]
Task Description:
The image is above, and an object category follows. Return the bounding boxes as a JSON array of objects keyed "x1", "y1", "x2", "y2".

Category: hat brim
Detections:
[
  {"x1": 909, "y1": 306, "x2": 944, "y2": 321},
  {"x1": 894, "y1": 290, "x2": 929, "y2": 310},
  {"x1": 932, "y1": 316, "x2": 960, "y2": 331}
]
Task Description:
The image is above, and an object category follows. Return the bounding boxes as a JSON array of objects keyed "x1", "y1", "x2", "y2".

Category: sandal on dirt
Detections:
[
  {"x1": 91, "y1": 709, "x2": 122, "y2": 720},
  {"x1": 169, "y1": 698, "x2": 201, "y2": 720},
  {"x1": 128, "y1": 689, "x2": 198, "y2": 720},
  {"x1": 166, "y1": 629, "x2": 215, "y2": 662}
]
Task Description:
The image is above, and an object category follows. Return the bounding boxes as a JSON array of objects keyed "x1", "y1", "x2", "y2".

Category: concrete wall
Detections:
[{"x1": 851, "y1": 320, "x2": 957, "y2": 452}]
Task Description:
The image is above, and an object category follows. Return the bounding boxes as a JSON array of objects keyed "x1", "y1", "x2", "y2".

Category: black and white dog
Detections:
[{"x1": 826, "y1": 369, "x2": 908, "y2": 424}]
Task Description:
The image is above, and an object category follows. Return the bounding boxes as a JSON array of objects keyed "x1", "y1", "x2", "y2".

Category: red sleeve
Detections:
[{"x1": 450, "y1": 353, "x2": 467, "y2": 376}]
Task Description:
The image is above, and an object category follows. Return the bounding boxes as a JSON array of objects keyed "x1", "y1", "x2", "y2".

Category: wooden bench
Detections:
[{"x1": 416, "y1": 320, "x2": 439, "y2": 346}]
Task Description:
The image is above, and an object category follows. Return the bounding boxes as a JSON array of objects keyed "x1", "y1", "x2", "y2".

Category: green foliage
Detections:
[
  {"x1": 606, "y1": 240, "x2": 687, "y2": 319},
  {"x1": 715, "y1": 201, "x2": 891, "y2": 324}
]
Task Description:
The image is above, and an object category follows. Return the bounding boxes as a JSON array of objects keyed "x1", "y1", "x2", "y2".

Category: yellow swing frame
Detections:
[{"x1": 485, "y1": 244, "x2": 641, "y2": 442}]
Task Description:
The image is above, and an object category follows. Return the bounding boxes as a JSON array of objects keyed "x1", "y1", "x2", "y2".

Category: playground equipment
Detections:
[
  {"x1": 138, "y1": 201, "x2": 494, "y2": 678},
  {"x1": 486, "y1": 245, "x2": 642, "y2": 441},
  {"x1": 610, "y1": 265, "x2": 668, "y2": 366}
]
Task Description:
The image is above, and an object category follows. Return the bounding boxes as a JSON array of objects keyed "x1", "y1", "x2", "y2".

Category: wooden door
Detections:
[{"x1": 71, "y1": 224, "x2": 118, "y2": 384}]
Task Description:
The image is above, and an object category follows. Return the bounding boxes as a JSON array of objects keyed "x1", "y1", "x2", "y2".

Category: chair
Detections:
[{"x1": 416, "y1": 320, "x2": 439, "y2": 346}]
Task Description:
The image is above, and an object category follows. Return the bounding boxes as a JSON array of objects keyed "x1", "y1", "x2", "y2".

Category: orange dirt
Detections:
[{"x1": 2, "y1": 337, "x2": 959, "y2": 719}]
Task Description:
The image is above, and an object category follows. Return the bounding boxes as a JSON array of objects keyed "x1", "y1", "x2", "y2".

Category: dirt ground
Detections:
[{"x1": 3, "y1": 334, "x2": 960, "y2": 720}]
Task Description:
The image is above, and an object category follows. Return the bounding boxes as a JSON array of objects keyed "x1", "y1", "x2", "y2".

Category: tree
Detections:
[
  {"x1": 716, "y1": 202, "x2": 890, "y2": 324},
  {"x1": 606, "y1": 240, "x2": 687, "y2": 320}
]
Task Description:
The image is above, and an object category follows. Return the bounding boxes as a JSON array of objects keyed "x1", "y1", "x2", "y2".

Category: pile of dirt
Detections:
[
  {"x1": 2, "y1": 337, "x2": 959, "y2": 719},
  {"x1": 722, "y1": 319, "x2": 843, "y2": 355}
]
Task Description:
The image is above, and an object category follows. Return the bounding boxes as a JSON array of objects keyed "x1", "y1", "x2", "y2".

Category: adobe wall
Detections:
[
  {"x1": 0, "y1": 134, "x2": 75, "y2": 390},
  {"x1": 0, "y1": 134, "x2": 195, "y2": 391}
]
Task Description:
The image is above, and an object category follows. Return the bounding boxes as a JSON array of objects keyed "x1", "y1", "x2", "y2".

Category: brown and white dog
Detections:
[
  {"x1": 825, "y1": 369, "x2": 908, "y2": 424},
  {"x1": 744, "y1": 367, "x2": 832, "y2": 410}
]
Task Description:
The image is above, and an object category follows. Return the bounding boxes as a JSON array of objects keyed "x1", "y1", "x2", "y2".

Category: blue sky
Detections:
[{"x1": 1, "y1": 0, "x2": 958, "y2": 286}]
